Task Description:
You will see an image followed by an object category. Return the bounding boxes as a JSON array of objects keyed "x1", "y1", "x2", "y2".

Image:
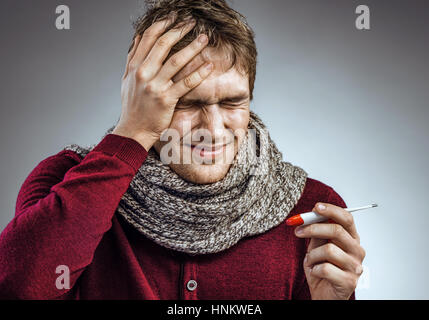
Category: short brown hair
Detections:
[{"x1": 129, "y1": 0, "x2": 258, "y2": 100}]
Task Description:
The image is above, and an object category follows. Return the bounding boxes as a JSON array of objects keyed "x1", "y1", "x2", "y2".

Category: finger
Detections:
[
  {"x1": 295, "y1": 223, "x2": 363, "y2": 257},
  {"x1": 306, "y1": 237, "x2": 327, "y2": 253},
  {"x1": 129, "y1": 16, "x2": 176, "y2": 70},
  {"x1": 172, "y1": 52, "x2": 206, "y2": 83},
  {"x1": 169, "y1": 62, "x2": 213, "y2": 98},
  {"x1": 305, "y1": 243, "x2": 363, "y2": 275},
  {"x1": 304, "y1": 238, "x2": 326, "y2": 274},
  {"x1": 123, "y1": 35, "x2": 141, "y2": 78},
  {"x1": 155, "y1": 33, "x2": 209, "y2": 84},
  {"x1": 309, "y1": 262, "x2": 358, "y2": 291},
  {"x1": 138, "y1": 19, "x2": 197, "y2": 81},
  {"x1": 313, "y1": 203, "x2": 360, "y2": 240}
]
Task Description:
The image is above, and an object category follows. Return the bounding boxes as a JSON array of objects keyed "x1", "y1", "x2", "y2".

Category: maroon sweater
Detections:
[{"x1": 0, "y1": 134, "x2": 351, "y2": 300}]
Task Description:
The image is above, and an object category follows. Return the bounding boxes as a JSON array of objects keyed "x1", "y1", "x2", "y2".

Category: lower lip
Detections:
[{"x1": 189, "y1": 144, "x2": 227, "y2": 158}]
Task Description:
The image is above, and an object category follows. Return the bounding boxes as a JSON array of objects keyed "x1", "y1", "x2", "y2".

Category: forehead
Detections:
[{"x1": 173, "y1": 47, "x2": 249, "y2": 102}]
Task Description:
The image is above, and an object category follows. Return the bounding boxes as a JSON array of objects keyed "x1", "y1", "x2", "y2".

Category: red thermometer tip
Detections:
[{"x1": 286, "y1": 215, "x2": 304, "y2": 226}]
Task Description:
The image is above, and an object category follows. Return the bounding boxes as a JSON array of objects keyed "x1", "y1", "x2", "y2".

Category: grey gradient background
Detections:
[{"x1": 1, "y1": 0, "x2": 428, "y2": 299}]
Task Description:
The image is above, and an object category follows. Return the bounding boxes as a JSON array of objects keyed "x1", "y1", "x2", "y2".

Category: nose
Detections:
[{"x1": 197, "y1": 104, "x2": 225, "y2": 137}]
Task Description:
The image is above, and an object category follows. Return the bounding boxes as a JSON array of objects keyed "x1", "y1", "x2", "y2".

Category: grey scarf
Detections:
[{"x1": 63, "y1": 111, "x2": 307, "y2": 255}]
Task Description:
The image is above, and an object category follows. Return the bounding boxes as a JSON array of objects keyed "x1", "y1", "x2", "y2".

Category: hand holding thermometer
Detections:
[{"x1": 286, "y1": 203, "x2": 378, "y2": 227}]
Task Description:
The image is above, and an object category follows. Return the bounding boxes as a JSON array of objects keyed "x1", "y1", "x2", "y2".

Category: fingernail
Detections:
[
  {"x1": 295, "y1": 227, "x2": 304, "y2": 236},
  {"x1": 318, "y1": 204, "x2": 326, "y2": 211},
  {"x1": 205, "y1": 62, "x2": 213, "y2": 71},
  {"x1": 355, "y1": 265, "x2": 363, "y2": 275},
  {"x1": 304, "y1": 255, "x2": 308, "y2": 264},
  {"x1": 168, "y1": 12, "x2": 177, "y2": 23},
  {"x1": 198, "y1": 34, "x2": 208, "y2": 43}
]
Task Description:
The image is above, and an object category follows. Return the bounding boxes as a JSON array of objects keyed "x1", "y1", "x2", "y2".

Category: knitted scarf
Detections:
[{"x1": 63, "y1": 111, "x2": 308, "y2": 255}]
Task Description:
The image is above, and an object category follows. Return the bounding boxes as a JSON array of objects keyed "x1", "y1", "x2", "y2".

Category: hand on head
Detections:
[{"x1": 113, "y1": 16, "x2": 213, "y2": 151}]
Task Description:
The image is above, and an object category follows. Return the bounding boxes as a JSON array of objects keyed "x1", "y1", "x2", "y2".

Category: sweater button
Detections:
[{"x1": 186, "y1": 279, "x2": 197, "y2": 291}]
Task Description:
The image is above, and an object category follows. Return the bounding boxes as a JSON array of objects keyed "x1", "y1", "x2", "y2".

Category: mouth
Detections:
[{"x1": 184, "y1": 143, "x2": 230, "y2": 158}]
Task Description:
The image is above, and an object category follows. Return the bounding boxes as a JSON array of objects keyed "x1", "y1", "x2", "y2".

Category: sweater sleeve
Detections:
[
  {"x1": 0, "y1": 134, "x2": 148, "y2": 299},
  {"x1": 294, "y1": 185, "x2": 356, "y2": 300}
]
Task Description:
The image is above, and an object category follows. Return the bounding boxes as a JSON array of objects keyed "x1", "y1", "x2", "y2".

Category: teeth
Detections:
[
  {"x1": 188, "y1": 144, "x2": 225, "y2": 156},
  {"x1": 192, "y1": 145, "x2": 221, "y2": 151}
]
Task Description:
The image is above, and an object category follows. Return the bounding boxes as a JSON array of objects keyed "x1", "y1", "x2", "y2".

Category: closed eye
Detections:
[
  {"x1": 221, "y1": 103, "x2": 242, "y2": 107},
  {"x1": 176, "y1": 97, "x2": 249, "y2": 109},
  {"x1": 175, "y1": 102, "x2": 201, "y2": 110},
  {"x1": 220, "y1": 99, "x2": 249, "y2": 107}
]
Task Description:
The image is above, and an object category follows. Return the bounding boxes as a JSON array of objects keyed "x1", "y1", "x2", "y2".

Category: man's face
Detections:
[{"x1": 153, "y1": 46, "x2": 250, "y2": 184}]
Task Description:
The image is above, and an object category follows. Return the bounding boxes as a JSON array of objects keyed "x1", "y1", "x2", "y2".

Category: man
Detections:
[{"x1": 0, "y1": 0, "x2": 365, "y2": 299}]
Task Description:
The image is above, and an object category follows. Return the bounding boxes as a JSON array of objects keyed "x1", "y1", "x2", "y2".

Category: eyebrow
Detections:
[{"x1": 178, "y1": 93, "x2": 250, "y2": 105}]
